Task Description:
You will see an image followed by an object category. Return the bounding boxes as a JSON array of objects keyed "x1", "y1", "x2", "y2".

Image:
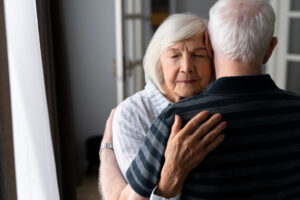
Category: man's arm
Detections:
[
  {"x1": 155, "y1": 113, "x2": 225, "y2": 198},
  {"x1": 126, "y1": 111, "x2": 226, "y2": 198},
  {"x1": 100, "y1": 109, "x2": 225, "y2": 199},
  {"x1": 99, "y1": 109, "x2": 147, "y2": 200}
]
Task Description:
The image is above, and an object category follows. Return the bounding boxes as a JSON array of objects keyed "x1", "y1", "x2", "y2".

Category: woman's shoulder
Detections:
[
  {"x1": 114, "y1": 81, "x2": 169, "y2": 129},
  {"x1": 113, "y1": 87, "x2": 155, "y2": 138},
  {"x1": 118, "y1": 89, "x2": 148, "y2": 113},
  {"x1": 114, "y1": 87, "x2": 152, "y2": 123}
]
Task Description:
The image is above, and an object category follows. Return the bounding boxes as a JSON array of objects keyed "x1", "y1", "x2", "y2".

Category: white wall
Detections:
[{"x1": 60, "y1": 0, "x2": 117, "y2": 167}]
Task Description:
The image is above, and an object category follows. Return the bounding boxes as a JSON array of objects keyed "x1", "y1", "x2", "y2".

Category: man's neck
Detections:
[{"x1": 214, "y1": 56, "x2": 263, "y2": 79}]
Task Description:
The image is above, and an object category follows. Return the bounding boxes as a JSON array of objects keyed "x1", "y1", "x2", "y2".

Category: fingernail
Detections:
[
  {"x1": 175, "y1": 114, "x2": 180, "y2": 121},
  {"x1": 215, "y1": 113, "x2": 222, "y2": 120},
  {"x1": 203, "y1": 110, "x2": 210, "y2": 115},
  {"x1": 221, "y1": 121, "x2": 227, "y2": 127}
]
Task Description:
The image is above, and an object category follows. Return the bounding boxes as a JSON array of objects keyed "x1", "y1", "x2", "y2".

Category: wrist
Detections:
[
  {"x1": 99, "y1": 143, "x2": 114, "y2": 159},
  {"x1": 155, "y1": 163, "x2": 187, "y2": 198},
  {"x1": 100, "y1": 147, "x2": 114, "y2": 163}
]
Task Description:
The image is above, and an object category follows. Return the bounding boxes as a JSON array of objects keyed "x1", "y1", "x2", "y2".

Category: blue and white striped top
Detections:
[{"x1": 113, "y1": 80, "x2": 170, "y2": 178}]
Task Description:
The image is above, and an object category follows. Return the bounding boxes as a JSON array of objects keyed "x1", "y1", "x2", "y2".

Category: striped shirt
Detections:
[
  {"x1": 113, "y1": 80, "x2": 170, "y2": 178},
  {"x1": 126, "y1": 74, "x2": 300, "y2": 199}
]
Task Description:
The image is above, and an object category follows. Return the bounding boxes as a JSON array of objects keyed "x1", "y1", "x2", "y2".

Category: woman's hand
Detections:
[{"x1": 156, "y1": 111, "x2": 226, "y2": 198}]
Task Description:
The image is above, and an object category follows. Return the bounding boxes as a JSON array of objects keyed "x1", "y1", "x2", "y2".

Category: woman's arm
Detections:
[
  {"x1": 99, "y1": 109, "x2": 147, "y2": 200},
  {"x1": 99, "y1": 149, "x2": 126, "y2": 200},
  {"x1": 100, "y1": 149, "x2": 146, "y2": 200}
]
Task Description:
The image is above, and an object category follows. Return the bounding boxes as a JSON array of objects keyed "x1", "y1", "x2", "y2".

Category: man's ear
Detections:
[
  {"x1": 204, "y1": 29, "x2": 213, "y2": 58},
  {"x1": 263, "y1": 37, "x2": 278, "y2": 64}
]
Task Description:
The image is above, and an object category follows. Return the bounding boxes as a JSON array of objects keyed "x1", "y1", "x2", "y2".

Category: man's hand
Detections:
[{"x1": 156, "y1": 111, "x2": 226, "y2": 198}]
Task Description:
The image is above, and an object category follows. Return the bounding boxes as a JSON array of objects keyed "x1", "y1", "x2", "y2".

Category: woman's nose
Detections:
[{"x1": 180, "y1": 56, "x2": 194, "y2": 73}]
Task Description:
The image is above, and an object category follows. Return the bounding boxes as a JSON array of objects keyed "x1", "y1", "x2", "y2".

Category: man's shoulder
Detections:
[
  {"x1": 159, "y1": 93, "x2": 212, "y2": 125},
  {"x1": 163, "y1": 92, "x2": 222, "y2": 114},
  {"x1": 269, "y1": 88, "x2": 300, "y2": 106},
  {"x1": 277, "y1": 88, "x2": 300, "y2": 99},
  {"x1": 160, "y1": 88, "x2": 300, "y2": 124}
]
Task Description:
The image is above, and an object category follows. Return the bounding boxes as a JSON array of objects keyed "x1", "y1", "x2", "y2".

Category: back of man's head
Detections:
[{"x1": 208, "y1": 0, "x2": 275, "y2": 63}]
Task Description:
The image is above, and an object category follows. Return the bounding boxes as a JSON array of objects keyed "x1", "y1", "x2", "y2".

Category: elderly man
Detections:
[
  {"x1": 101, "y1": 0, "x2": 300, "y2": 199},
  {"x1": 125, "y1": 0, "x2": 300, "y2": 199}
]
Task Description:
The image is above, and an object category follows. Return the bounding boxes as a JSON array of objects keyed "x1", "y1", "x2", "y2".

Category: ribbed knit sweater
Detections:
[{"x1": 126, "y1": 75, "x2": 300, "y2": 199}]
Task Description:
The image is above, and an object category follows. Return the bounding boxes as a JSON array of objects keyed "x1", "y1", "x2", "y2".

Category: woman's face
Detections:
[{"x1": 160, "y1": 33, "x2": 211, "y2": 102}]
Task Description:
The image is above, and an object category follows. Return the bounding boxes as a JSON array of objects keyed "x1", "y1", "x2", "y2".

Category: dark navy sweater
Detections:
[{"x1": 126, "y1": 75, "x2": 300, "y2": 199}]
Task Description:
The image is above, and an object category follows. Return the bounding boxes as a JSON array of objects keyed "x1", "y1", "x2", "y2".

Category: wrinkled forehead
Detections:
[{"x1": 166, "y1": 33, "x2": 206, "y2": 51}]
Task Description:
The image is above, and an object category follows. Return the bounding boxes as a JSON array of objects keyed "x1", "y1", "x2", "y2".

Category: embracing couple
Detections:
[{"x1": 100, "y1": 0, "x2": 300, "y2": 199}]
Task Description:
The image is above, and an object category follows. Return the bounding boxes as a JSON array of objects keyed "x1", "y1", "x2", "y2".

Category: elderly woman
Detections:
[{"x1": 100, "y1": 14, "x2": 226, "y2": 199}]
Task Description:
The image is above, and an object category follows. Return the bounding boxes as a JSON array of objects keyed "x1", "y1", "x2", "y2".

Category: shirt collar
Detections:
[
  {"x1": 203, "y1": 74, "x2": 278, "y2": 96},
  {"x1": 145, "y1": 81, "x2": 171, "y2": 113}
]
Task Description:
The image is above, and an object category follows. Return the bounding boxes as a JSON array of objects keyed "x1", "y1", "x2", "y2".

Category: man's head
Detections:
[{"x1": 208, "y1": 0, "x2": 276, "y2": 64}]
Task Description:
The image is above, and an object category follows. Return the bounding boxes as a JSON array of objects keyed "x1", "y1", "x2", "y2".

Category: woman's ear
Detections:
[
  {"x1": 263, "y1": 37, "x2": 278, "y2": 64},
  {"x1": 204, "y1": 29, "x2": 213, "y2": 58}
]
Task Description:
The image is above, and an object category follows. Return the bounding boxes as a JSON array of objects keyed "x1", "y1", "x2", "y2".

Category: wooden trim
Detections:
[
  {"x1": 0, "y1": 0, "x2": 17, "y2": 199},
  {"x1": 288, "y1": 11, "x2": 300, "y2": 17},
  {"x1": 287, "y1": 54, "x2": 300, "y2": 62}
]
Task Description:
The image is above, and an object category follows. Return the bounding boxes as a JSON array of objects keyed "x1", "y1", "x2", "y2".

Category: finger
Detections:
[
  {"x1": 192, "y1": 113, "x2": 223, "y2": 141},
  {"x1": 170, "y1": 115, "x2": 183, "y2": 140},
  {"x1": 193, "y1": 134, "x2": 225, "y2": 163},
  {"x1": 204, "y1": 134, "x2": 225, "y2": 153},
  {"x1": 190, "y1": 133, "x2": 224, "y2": 168},
  {"x1": 181, "y1": 111, "x2": 210, "y2": 136},
  {"x1": 199, "y1": 121, "x2": 227, "y2": 147}
]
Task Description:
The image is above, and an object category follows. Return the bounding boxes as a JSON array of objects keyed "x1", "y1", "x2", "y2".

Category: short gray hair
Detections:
[
  {"x1": 143, "y1": 13, "x2": 207, "y2": 93},
  {"x1": 208, "y1": 0, "x2": 276, "y2": 62}
]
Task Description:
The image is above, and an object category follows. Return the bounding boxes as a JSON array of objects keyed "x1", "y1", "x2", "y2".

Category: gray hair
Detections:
[
  {"x1": 143, "y1": 13, "x2": 207, "y2": 93},
  {"x1": 208, "y1": 0, "x2": 276, "y2": 62}
]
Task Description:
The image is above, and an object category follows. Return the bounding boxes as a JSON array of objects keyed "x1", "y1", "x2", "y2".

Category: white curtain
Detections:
[{"x1": 4, "y1": 0, "x2": 60, "y2": 199}]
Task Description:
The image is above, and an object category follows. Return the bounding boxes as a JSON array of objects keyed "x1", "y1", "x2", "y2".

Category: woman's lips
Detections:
[{"x1": 177, "y1": 80, "x2": 196, "y2": 84}]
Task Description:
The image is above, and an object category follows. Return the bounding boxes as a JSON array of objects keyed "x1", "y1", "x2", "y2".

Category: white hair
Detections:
[
  {"x1": 143, "y1": 13, "x2": 207, "y2": 93},
  {"x1": 208, "y1": 0, "x2": 276, "y2": 62}
]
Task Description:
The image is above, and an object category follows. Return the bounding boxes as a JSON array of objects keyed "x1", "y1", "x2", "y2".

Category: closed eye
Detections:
[
  {"x1": 171, "y1": 55, "x2": 179, "y2": 58},
  {"x1": 192, "y1": 54, "x2": 205, "y2": 57}
]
